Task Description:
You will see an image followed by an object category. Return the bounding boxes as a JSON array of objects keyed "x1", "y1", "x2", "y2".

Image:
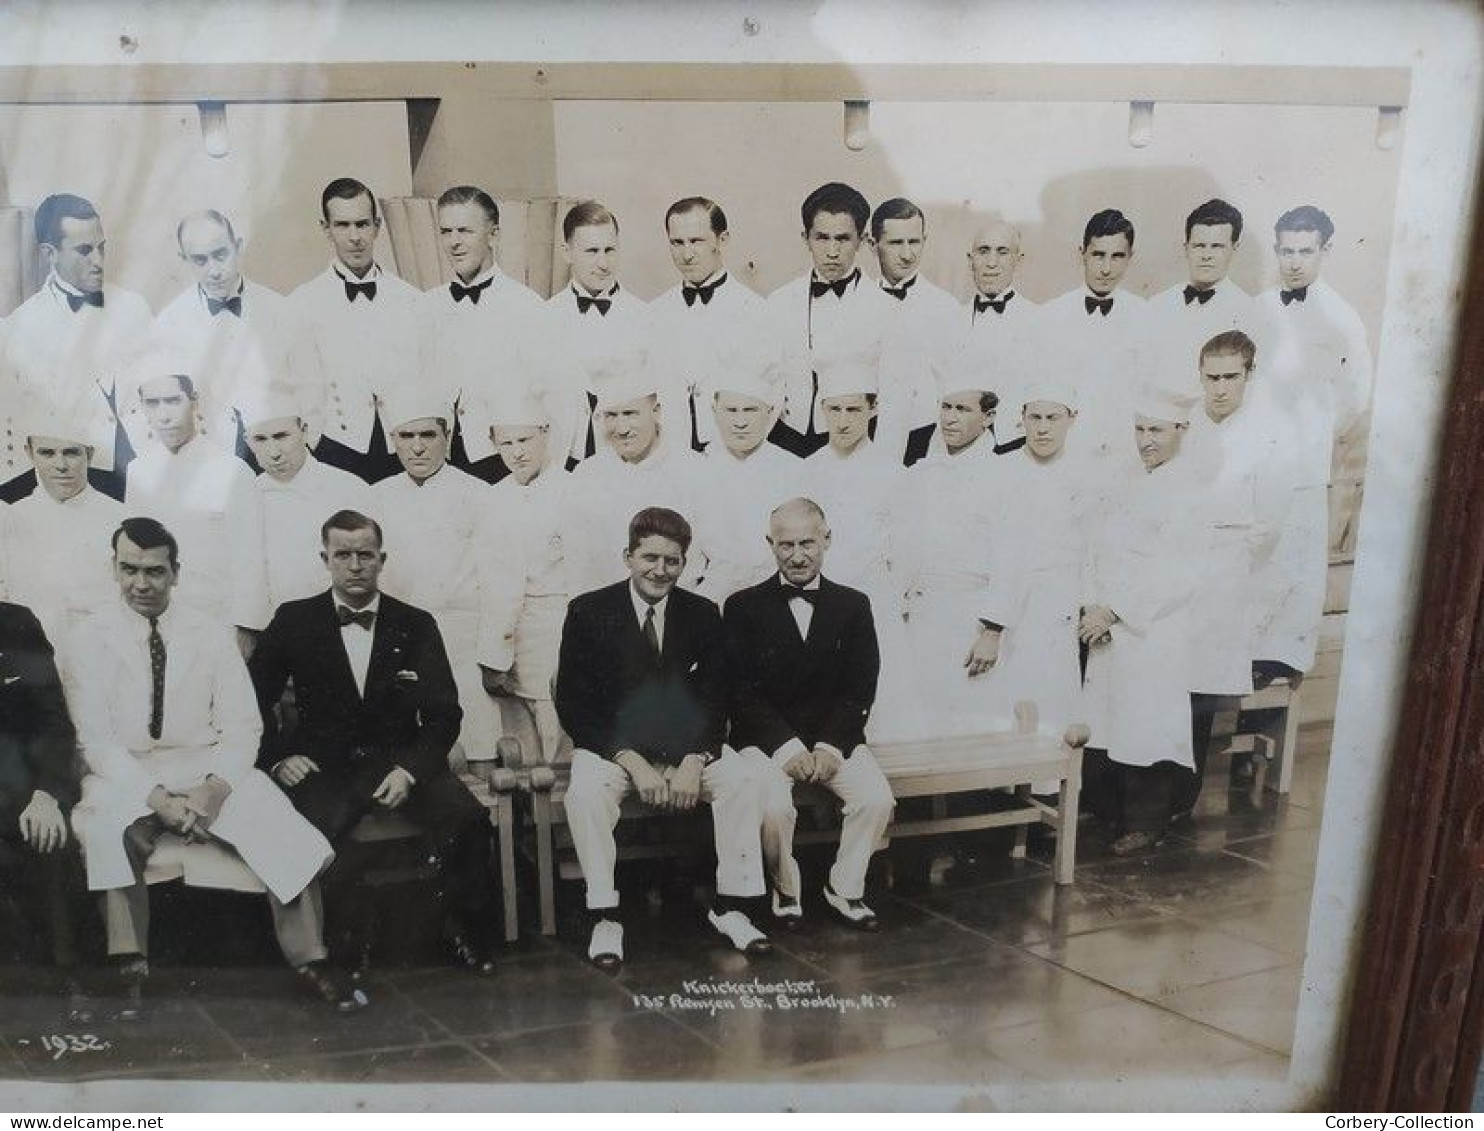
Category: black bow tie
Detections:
[
  {"x1": 1280, "y1": 286, "x2": 1309, "y2": 306},
  {"x1": 882, "y1": 275, "x2": 916, "y2": 302},
  {"x1": 207, "y1": 294, "x2": 243, "y2": 317},
  {"x1": 336, "y1": 604, "x2": 375, "y2": 630},
  {"x1": 781, "y1": 584, "x2": 818, "y2": 606},
  {"x1": 576, "y1": 292, "x2": 612, "y2": 316},
  {"x1": 975, "y1": 293, "x2": 1011, "y2": 316},
  {"x1": 1183, "y1": 284, "x2": 1215, "y2": 306},
  {"x1": 63, "y1": 289, "x2": 104, "y2": 313},
  {"x1": 1085, "y1": 295, "x2": 1114, "y2": 316},
  {"x1": 810, "y1": 271, "x2": 857, "y2": 300},
  {"x1": 450, "y1": 277, "x2": 494, "y2": 304},
  {"x1": 683, "y1": 274, "x2": 726, "y2": 308},
  {"x1": 343, "y1": 278, "x2": 377, "y2": 303}
]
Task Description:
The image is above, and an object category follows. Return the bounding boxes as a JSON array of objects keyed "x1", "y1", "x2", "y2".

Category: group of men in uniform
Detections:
[{"x1": 0, "y1": 174, "x2": 1371, "y2": 994}]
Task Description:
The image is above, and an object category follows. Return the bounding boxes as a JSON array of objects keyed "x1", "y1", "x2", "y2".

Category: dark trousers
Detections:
[
  {"x1": 280, "y1": 763, "x2": 499, "y2": 948},
  {"x1": 1082, "y1": 749, "x2": 1186, "y2": 835},
  {"x1": 0, "y1": 800, "x2": 85, "y2": 967}
]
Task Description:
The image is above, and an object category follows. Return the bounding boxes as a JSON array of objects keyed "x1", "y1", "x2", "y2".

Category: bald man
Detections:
[
  {"x1": 142, "y1": 210, "x2": 323, "y2": 465},
  {"x1": 966, "y1": 220, "x2": 1039, "y2": 331}
]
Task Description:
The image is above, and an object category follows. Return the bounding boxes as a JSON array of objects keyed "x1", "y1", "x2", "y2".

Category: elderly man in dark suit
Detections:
[
  {"x1": 248, "y1": 508, "x2": 500, "y2": 976},
  {"x1": 0, "y1": 600, "x2": 83, "y2": 968},
  {"x1": 554, "y1": 506, "x2": 772, "y2": 970},
  {"x1": 724, "y1": 497, "x2": 895, "y2": 931}
]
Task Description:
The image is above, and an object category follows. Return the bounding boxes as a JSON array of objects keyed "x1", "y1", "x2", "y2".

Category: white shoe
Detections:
[
  {"x1": 587, "y1": 917, "x2": 624, "y2": 970},
  {"x1": 823, "y1": 884, "x2": 880, "y2": 931},
  {"x1": 707, "y1": 909, "x2": 774, "y2": 955}
]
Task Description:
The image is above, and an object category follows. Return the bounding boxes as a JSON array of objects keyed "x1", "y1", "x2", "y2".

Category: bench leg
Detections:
[
  {"x1": 534, "y1": 794, "x2": 556, "y2": 936},
  {"x1": 1265, "y1": 688, "x2": 1301, "y2": 796},
  {"x1": 1054, "y1": 769, "x2": 1081, "y2": 886},
  {"x1": 1011, "y1": 784, "x2": 1032, "y2": 860},
  {"x1": 495, "y1": 799, "x2": 518, "y2": 944}
]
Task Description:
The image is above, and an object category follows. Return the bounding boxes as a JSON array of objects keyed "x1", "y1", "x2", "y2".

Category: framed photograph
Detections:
[{"x1": 0, "y1": 0, "x2": 1478, "y2": 1112}]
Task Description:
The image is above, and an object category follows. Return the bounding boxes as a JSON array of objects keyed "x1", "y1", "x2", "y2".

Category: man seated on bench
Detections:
[
  {"x1": 554, "y1": 506, "x2": 773, "y2": 970},
  {"x1": 724, "y1": 497, "x2": 895, "y2": 932},
  {"x1": 248, "y1": 509, "x2": 502, "y2": 978},
  {"x1": 65, "y1": 518, "x2": 361, "y2": 1014}
]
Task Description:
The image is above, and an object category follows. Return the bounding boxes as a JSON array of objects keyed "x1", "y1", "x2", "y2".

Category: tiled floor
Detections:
[{"x1": 0, "y1": 734, "x2": 1325, "y2": 1099}]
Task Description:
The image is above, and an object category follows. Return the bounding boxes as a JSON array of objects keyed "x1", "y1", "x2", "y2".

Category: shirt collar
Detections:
[
  {"x1": 332, "y1": 260, "x2": 383, "y2": 283},
  {"x1": 628, "y1": 582, "x2": 669, "y2": 625},
  {"x1": 49, "y1": 271, "x2": 93, "y2": 301},
  {"x1": 337, "y1": 592, "x2": 381, "y2": 618},
  {"x1": 198, "y1": 279, "x2": 246, "y2": 306},
  {"x1": 689, "y1": 269, "x2": 727, "y2": 290},
  {"x1": 779, "y1": 573, "x2": 821, "y2": 592},
  {"x1": 881, "y1": 271, "x2": 919, "y2": 291},
  {"x1": 455, "y1": 263, "x2": 500, "y2": 291},
  {"x1": 572, "y1": 280, "x2": 620, "y2": 300},
  {"x1": 978, "y1": 287, "x2": 1016, "y2": 303}
]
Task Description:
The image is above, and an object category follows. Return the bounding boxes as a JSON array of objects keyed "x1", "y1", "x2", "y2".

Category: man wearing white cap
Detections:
[
  {"x1": 966, "y1": 219, "x2": 1039, "y2": 334},
  {"x1": 1079, "y1": 380, "x2": 1220, "y2": 854},
  {"x1": 474, "y1": 386, "x2": 572, "y2": 765},
  {"x1": 651, "y1": 197, "x2": 774, "y2": 453},
  {"x1": 766, "y1": 182, "x2": 891, "y2": 458},
  {"x1": 415, "y1": 186, "x2": 547, "y2": 478},
  {"x1": 373, "y1": 386, "x2": 500, "y2": 762},
  {"x1": 142, "y1": 210, "x2": 321, "y2": 464},
  {"x1": 1, "y1": 407, "x2": 124, "y2": 649},
  {"x1": 291, "y1": 178, "x2": 420, "y2": 484},
  {"x1": 0, "y1": 194, "x2": 152, "y2": 503},
  {"x1": 562, "y1": 366, "x2": 712, "y2": 598},
  {"x1": 243, "y1": 390, "x2": 372, "y2": 611},
  {"x1": 124, "y1": 359, "x2": 271, "y2": 644},
  {"x1": 694, "y1": 353, "x2": 800, "y2": 606},
  {"x1": 868, "y1": 198, "x2": 965, "y2": 464}
]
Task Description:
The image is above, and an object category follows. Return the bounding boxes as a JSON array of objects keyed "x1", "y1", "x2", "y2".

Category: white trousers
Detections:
[
  {"x1": 565, "y1": 748, "x2": 767, "y2": 910},
  {"x1": 746, "y1": 745, "x2": 896, "y2": 902}
]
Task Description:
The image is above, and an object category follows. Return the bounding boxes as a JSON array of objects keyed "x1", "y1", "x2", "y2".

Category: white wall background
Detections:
[{"x1": 0, "y1": 101, "x2": 411, "y2": 312}]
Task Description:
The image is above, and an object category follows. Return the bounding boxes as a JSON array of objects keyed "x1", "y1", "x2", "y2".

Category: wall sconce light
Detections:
[
  {"x1": 1376, "y1": 106, "x2": 1403, "y2": 151},
  {"x1": 198, "y1": 101, "x2": 230, "y2": 159},
  {"x1": 844, "y1": 100, "x2": 870, "y2": 152},
  {"x1": 1128, "y1": 100, "x2": 1155, "y2": 148}
]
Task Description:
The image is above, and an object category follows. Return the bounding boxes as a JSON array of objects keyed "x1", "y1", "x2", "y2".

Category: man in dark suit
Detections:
[
  {"x1": 725, "y1": 497, "x2": 895, "y2": 931},
  {"x1": 248, "y1": 508, "x2": 500, "y2": 975},
  {"x1": 554, "y1": 506, "x2": 772, "y2": 970},
  {"x1": 0, "y1": 601, "x2": 83, "y2": 967}
]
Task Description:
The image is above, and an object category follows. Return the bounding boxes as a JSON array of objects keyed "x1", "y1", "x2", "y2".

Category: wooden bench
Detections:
[
  {"x1": 1207, "y1": 675, "x2": 1303, "y2": 795},
  {"x1": 514, "y1": 711, "x2": 1088, "y2": 937}
]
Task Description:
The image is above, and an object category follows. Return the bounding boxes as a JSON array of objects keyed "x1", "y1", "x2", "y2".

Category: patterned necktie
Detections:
[
  {"x1": 147, "y1": 617, "x2": 166, "y2": 740},
  {"x1": 344, "y1": 279, "x2": 377, "y2": 303},
  {"x1": 576, "y1": 293, "x2": 612, "y2": 316},
  {"x1": 642, "y1": 606, "x2": 661, "y2": 663},
  {"x1": 207, "y1": 294, "x2": 243, "y2": 317},
  {"x1": 882, "y1": 276, "x2": 916, "y2": 302},
  {"x1": 1183, "y1": 284, "x2": 1215, "y2": 306},
  {"x1": 810, "y1": 271, "x2": 856, "y2": 300},
  {"x1": 336, "y1": 604, "x2": 375, "y2": 630},
  {"x1": 974, "y1": 293, "x2": 1011, "y2": 316},
  {"x1": 450, "y1": 277, "x2": 493, "y2": 304},
  {"x1": 683, "y1": 274, "x2": 726, "y2": 307},
  {"x1": 1084, "y1": 295, "x2": 1114, "y2": 317},
  {"x1": 63, "y1": 289, "x2": 104, "y2": 313},
  {"x1": 1280, "y1": 286, "x2": 1309, "y2": 306}
]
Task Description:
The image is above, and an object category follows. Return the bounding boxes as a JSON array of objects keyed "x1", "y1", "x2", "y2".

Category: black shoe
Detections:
[
  {"x1": 770, "y1": 890, "x2": 803, "y2": 932},
  {"x1": 448, "y1": 933, "x2": 498, "y2": 978},
  {"x1": 110, "y1": 953, "x2": 149, "y2": 1023},
  {"x1": 1110, "y1": 828, "x2": 1168, "y2": 857},
  {"x1": 297, "y1": 960, "x2": 368, "y2": 1012}
]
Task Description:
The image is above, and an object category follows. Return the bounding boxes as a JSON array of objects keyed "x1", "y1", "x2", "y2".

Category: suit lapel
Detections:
[
  {"x1": 364, "y1": 599, "x2": 408, "y2": 699},
  {"x1": 800, "y1": 580, "x2": 840, "y2": 662},
  {"x1": 311, "y1": 592, "x2": 363, "y2": 701}
]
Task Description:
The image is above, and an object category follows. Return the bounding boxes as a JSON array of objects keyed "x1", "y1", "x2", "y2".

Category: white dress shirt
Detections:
[
  {"x1": 780, "y1": 574, "x2": 820, "y2": 639},
  {"x1": 628, "y1": 583, "x2": 669, "y2": 652},
  {"x1": 1146, "y1": 277, "x2": 1260, "y2": 378},
  {"x1": 336, "y1": 593, "x2": 381, "y2": 697}
]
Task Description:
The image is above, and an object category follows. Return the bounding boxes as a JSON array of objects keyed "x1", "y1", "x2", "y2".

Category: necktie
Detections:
[
  {"x1": 1084, "y1": 295, "x2": 1114, "y2": 317},
  {"x1": 1280, "y1": 286, "x2": 1309, "y2": 306},
  {"x1": 882, "y1": 276, "x2": 916, "y2": 302},
  {"x1": 682, "y1": 274, "x2": 726, "y2": 307},
  {"x1": 974, "y1": 293, "x2": 1011, "y2": 316},
  {"x1": 207, "y1": 294, "x2": 243, "y2": 317},
  {"x1": 336, "y1": 604, "x2": 375, "y2": 630},
  {"x1": 450, "y1": 277, "x2": 493, "y2": 304},
  {"x1": 642, "y1": 606, "x2": 660, "y2": 662},
  {"x1": 782, "y1": 584, "x2": 818, "y2": 606},
  {"x1": 810, "y1": 271, "x2": 857, "y2": 300},
  {"x1": 576, "y1": 293, "x2": 612, "y2": 316},
  {"x1": 343, "y1": 279, "x2": 377, "y2": 303},
  {"x1": 1183, "y1": 285, "x2": 1215, "y2": 306},
  {"x1": 147, "y1": 617, "x2": 166, "y2": 741},
  {"x1": 63, "y1": 289, "x2": 104, "y2": 313}
]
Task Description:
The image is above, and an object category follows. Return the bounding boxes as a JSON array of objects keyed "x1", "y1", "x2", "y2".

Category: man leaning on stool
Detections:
[{"x1": 554, "y1": 506, "x2": 774, "y2": 970}]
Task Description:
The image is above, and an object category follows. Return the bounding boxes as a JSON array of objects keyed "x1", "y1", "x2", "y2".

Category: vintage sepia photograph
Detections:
[{"x1": 0, "y1": 0, "x2": 1479, "y2": 1113}]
